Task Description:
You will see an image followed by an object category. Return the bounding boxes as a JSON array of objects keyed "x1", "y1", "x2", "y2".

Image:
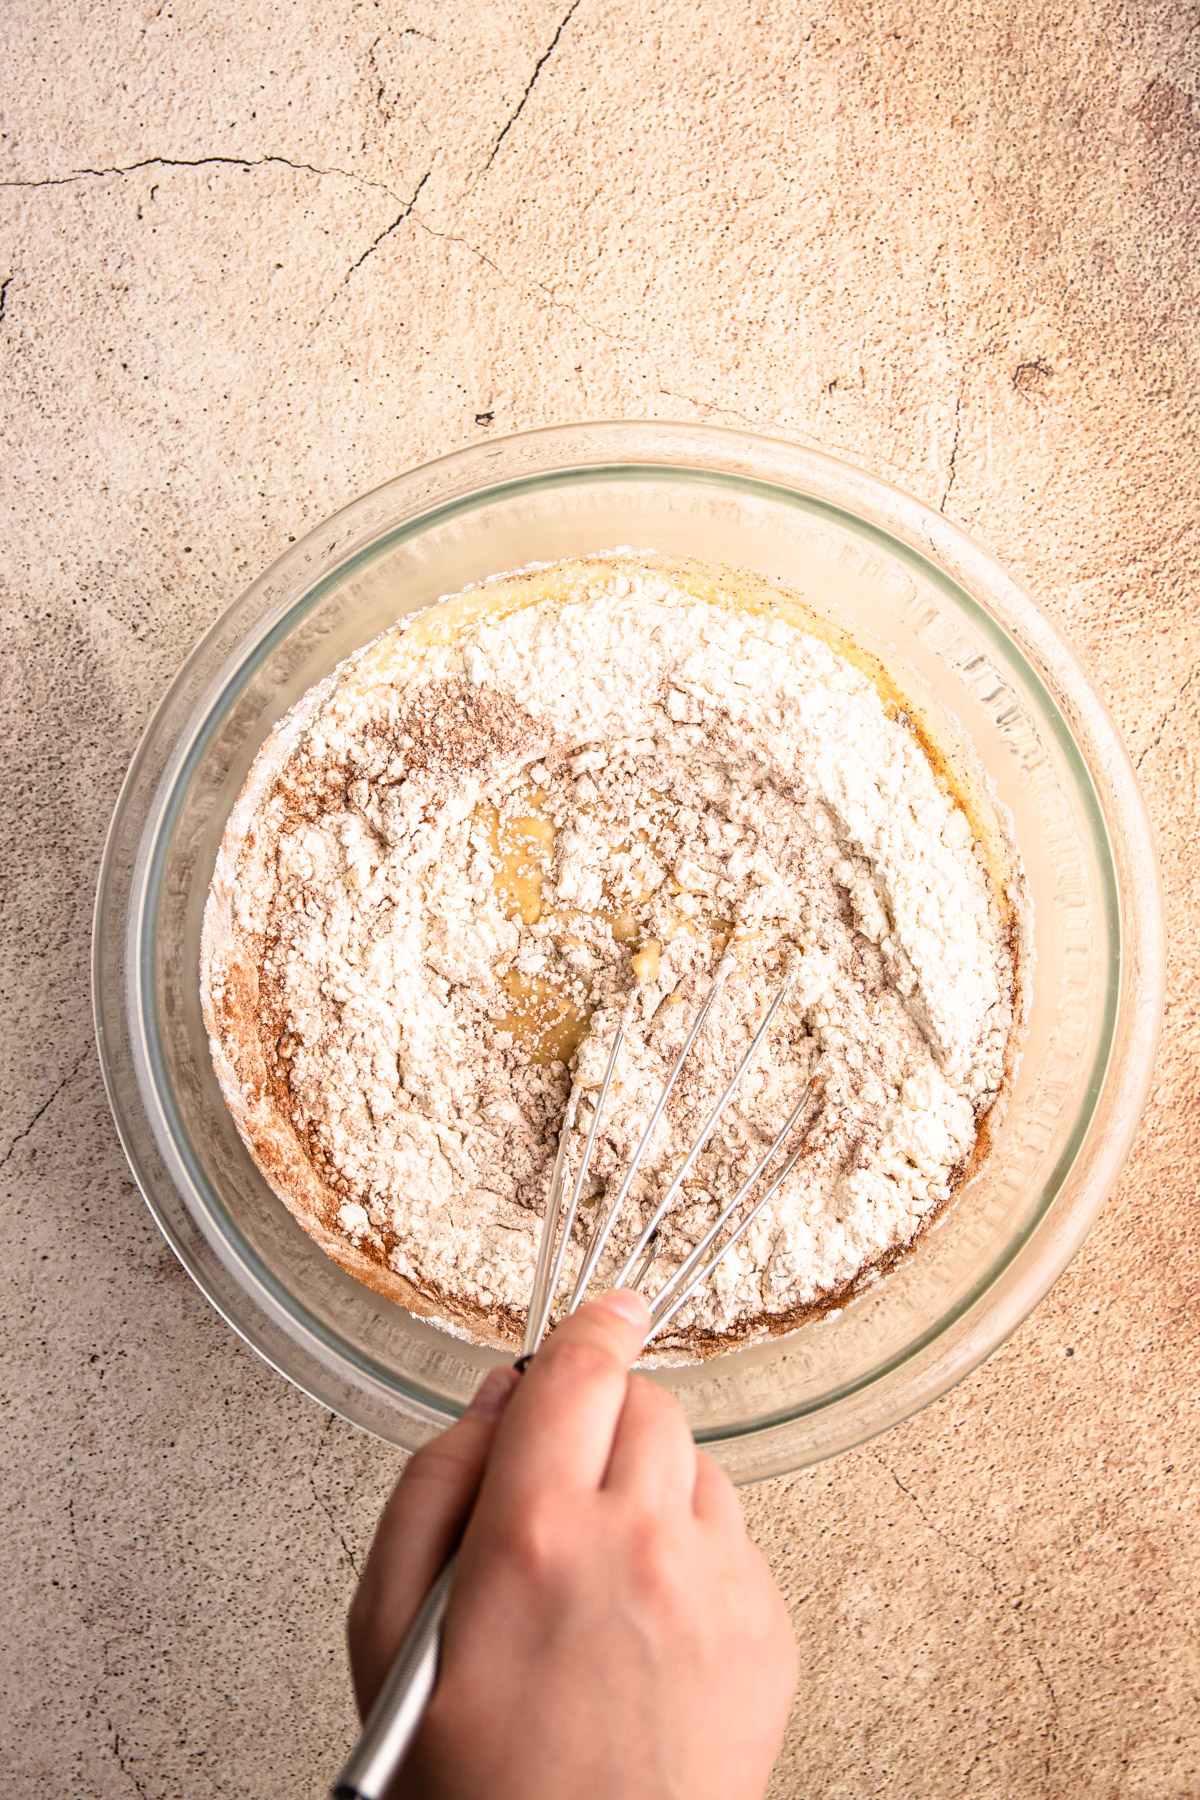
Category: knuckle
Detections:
[
  {"x1": 498, "y1": 1499, "x2": 570, "y2": 1585},
  {"x1": 636, "y1": 1563, "x2": 689, "y2": 1630},
  {"x1": 543, "y1": 1336, "x2": 618, "y2": 1387},
  {"x1": 626, "y1": 1514, "x2": 685, "y2": 1596}
]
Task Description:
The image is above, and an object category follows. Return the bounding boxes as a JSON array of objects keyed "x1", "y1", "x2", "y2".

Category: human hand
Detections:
[{"x1": 347, "y1": 1290, "x2": 797, "y2": 1800}]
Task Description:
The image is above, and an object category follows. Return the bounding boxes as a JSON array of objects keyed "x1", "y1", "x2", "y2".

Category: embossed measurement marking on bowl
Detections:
[{"x1": 200, "y1": 550, "x2": 1024, "y2": 1358}]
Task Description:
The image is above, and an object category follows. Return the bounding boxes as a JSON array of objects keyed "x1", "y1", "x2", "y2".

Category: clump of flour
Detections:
[{"x1": 203, "y1": 555, "x2": 1018, "y2": 1348}]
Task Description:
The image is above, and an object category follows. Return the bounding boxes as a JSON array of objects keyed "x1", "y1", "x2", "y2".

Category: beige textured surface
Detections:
[{"x1": 2, "y1": 1, "x2": 1197, "y2": 1793}]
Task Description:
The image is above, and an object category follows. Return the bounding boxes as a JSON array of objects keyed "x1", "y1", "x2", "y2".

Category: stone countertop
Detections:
[{"x1": 2, "y1": 2, "x2": 1197, "y2": 1793}]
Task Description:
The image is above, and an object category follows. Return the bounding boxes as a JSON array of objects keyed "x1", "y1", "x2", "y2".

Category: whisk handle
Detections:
[{"x1": 331, "y1": 1555, "x2": 456, "y2": 1800}]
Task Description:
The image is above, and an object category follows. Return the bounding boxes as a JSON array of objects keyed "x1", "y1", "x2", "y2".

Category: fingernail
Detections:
[
  {"x1": 466, "y1": 1366, "x2": 517, "y2": 1420},
  {"x1": 595, "y1": 1288, "x2": 652, "y2": 1332}
]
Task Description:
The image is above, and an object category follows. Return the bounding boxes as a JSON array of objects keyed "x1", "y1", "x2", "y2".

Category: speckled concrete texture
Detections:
[{"x1": 2, "y1": 1, "x2": 1197, "y2": 1793}]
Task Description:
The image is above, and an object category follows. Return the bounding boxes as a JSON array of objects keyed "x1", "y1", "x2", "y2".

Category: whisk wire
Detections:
[
  {"x1": 645, "y1": 1060, "x2": 825, "y2": 1323},
  {"x1": 529, "y1": 961, "x2": 821, "y2": 1352},
  {"x1": 561, "y1": 963, "x2": 731, "y2": 1314},
  {"x1": 604, "y1": 968, "x2": 797, "y2": 1296},
  {"x1": 528, "y1": 994, "x2": 634, "y2": 1348},
  {"x1": 521, "y1": 1084, "x2": 580, "y2": 1358},
  {"x1": 650, "y1": 1123, "x2": 820, "y2": 1335},
  {"x1": 648, "y1": 1064, "x2": 826, "y2": 1332}
]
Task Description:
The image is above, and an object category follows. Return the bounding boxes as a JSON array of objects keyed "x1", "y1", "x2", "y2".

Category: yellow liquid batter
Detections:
[{"x1": 475, "y1": 782, "x2": 737, "y2": 1065}]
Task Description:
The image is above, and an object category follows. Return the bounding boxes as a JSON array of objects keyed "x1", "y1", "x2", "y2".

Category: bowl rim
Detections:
[{"x1": 92, "y1": 419, "x2": 1166, "y2": 1477}]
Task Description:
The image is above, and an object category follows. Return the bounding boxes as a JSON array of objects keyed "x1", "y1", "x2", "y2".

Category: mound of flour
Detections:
[{"x1": 203, "y1": 556, "x2": 1017, "y2": 1345}]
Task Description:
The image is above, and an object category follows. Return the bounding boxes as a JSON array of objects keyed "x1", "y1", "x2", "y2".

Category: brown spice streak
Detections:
[{"x1": 246, "y1": 676, "x2": 546, "y2": 1315}]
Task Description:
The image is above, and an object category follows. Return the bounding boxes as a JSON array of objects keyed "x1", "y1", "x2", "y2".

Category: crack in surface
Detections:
[
  {"x1": 414, "y1": 214, "x2": 634, "y2": 364},
  {"x1": 0, "y1": 1044, "x2": 91, "y2": 1170},
  {"x1": 311, "y1": 1412, "x2": 360, "y2": 1576},
  {"x1": 407, "y1": 211, "x2": 783, "y2": 429},
  {"x1": 341, "y1": 167, "x2": 431, "y2": 283},
  {"x1": 1136, "y1": 665, "x2": 1196, "y2": 768},
  {"x1": 306, "y1": 166, "x2": 433, "y2": 336},
  {"x1": 655, "y1": 382, "x2": 766, "y2": 431},
  {"x1": 0, "y1": 154, "x2": 403, "y2": 200},
  {"x1": 872, "y1": 1452, "x2": 1061, "y2": 1772},
  {"x1": 407, "y1": 212, "x2": 613, "y2": 339},
  {"x1": 483, "y1": 0, "x2": 581, "y2": 171},
  {"x1": 8, "y1": 146, "x2": 784, "y2": 444},
  {"x1": 107, "y1": 1721, "x2": 149, "y2": 1800},
  {"x1": 0, "y1": 275, "x2": 10, "y2": 324},
  {"x1": 940, "y1": 387, "x2": 965, "y2": 514},
  {"x1": 405, "y1": 212, "x2": 651, "y2": 368}
]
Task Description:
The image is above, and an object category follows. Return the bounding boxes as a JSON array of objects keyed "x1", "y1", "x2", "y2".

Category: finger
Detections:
[
  {"x1": 347, "y1": 1364, "x2": 518, "y2": 1714},
  {"x1": 691, "y1": 1449, "x2": 747, "y2": 1531},
  {"x1": 479, "y1": 1289, "x2": 650, "y2": 1504},
  {"x1": 602, "y1": 1372, "x2": 698, "y2": 1509}
]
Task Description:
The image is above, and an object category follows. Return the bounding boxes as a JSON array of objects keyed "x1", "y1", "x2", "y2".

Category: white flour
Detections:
[{"x1": 203, "y1": 555, "x2": 1018, "y2": 1348}]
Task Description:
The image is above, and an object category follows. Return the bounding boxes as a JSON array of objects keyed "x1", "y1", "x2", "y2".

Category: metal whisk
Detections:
[{"x1": 333, "y1": 956, "x2": 825, "y2": 1800}]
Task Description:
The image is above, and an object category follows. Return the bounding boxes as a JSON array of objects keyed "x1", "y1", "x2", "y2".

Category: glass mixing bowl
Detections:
[{"x1": 92, "y1": 421, "x2": 1164, "y2": 1481}]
